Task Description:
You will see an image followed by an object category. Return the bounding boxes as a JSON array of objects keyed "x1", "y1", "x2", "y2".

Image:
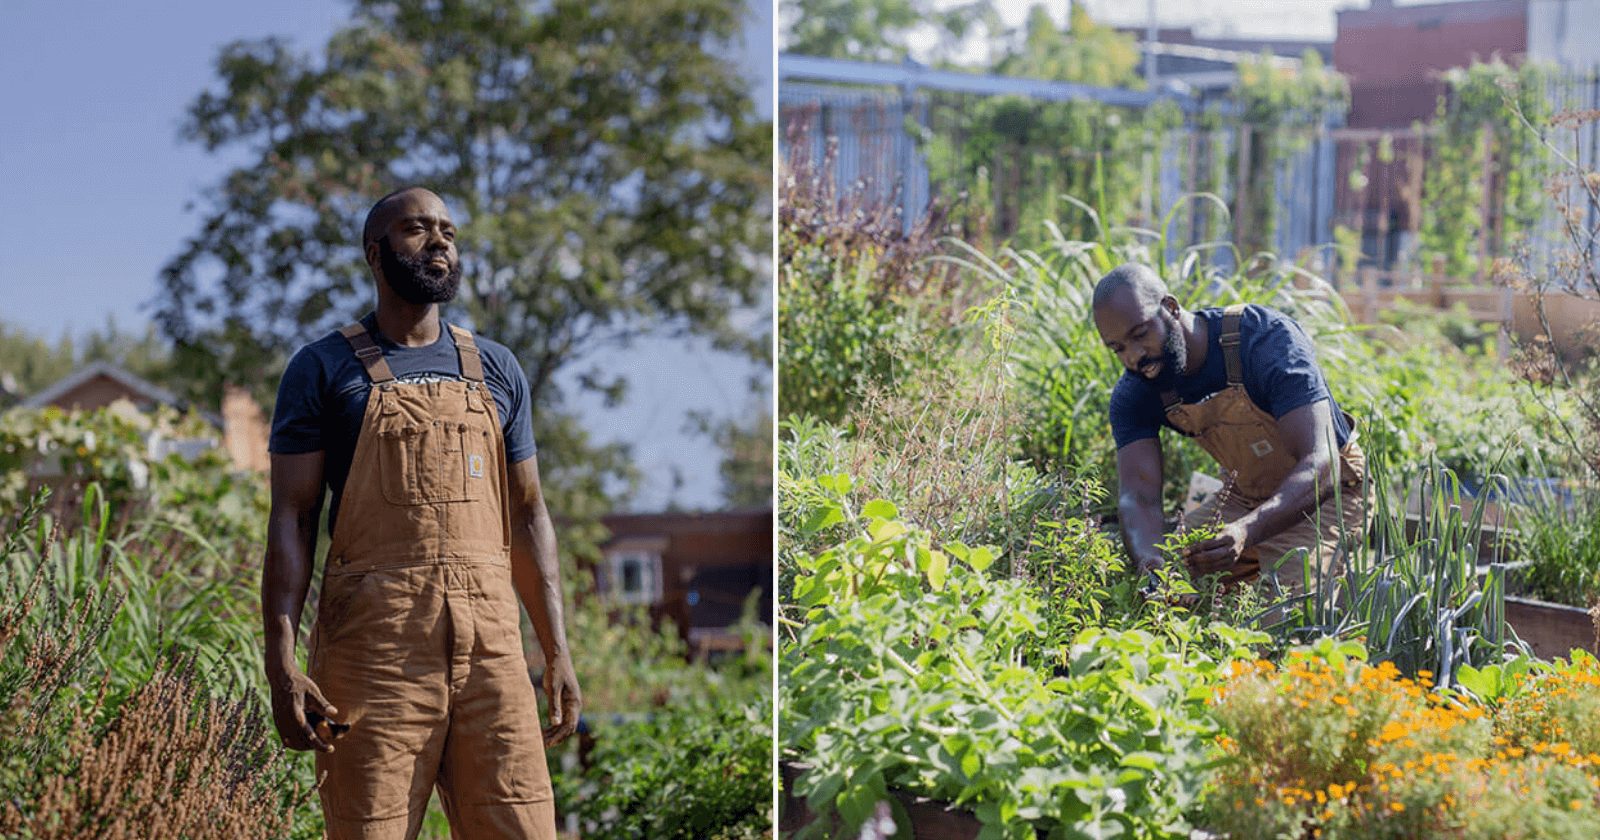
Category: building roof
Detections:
[
  {"x1": 601, "y1": 508, "x2": 772, "y2": 532},
  {"x1": 1338, "y1": 0, "x2": 1528, "y2": 30},
  {"x1": 17, "y1": 361, "x2": 221, "y2": 426}
]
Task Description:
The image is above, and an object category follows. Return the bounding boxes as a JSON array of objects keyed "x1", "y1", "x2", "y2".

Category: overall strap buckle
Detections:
[
  {"x1": 447, "y1": 324, "x2": 486, "y2": 383},
  {"x1": 339, "y1": 322, "x2": 397, "y2": 384}
]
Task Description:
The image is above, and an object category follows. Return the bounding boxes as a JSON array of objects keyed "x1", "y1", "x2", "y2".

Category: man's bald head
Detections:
[
  {"x1": 1092, "y1": 263, "x2": 1191, "y2": 382},
  {"x1": 1091, "y1": 263, "x2": 1169, "y2": 314},
  {"x1": 362, "y1": 187, "x2": 461, "y2": 305},
  {"x1": 363, "y1": 186, "x2": 443, "y2": 246}
]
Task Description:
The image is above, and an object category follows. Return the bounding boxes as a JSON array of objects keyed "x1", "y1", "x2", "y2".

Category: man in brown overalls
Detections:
[
  {"x1": 263, "y1": 187, "x2": 580, "y2": 839},
  {"x1": 1092, "y1": 263, "x2": 1367, "y2": 599}
]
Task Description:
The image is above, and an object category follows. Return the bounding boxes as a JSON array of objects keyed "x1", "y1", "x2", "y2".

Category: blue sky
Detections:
[{"x1": 0, "y1": 0, "x2": 774, "y2": 512}]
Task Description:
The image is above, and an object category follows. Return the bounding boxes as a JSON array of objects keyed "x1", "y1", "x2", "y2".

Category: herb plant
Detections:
[{"x1": 781, "y1": 501, "x2": 1266, "y2": 839}]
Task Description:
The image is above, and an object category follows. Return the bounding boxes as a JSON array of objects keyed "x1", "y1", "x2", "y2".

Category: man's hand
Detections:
[
  {"x1": 270, "y1": 665, "x2": 341, "y2": 752},
  {"x1": 1133, "y1": 554, "x2": 1165, "y2": 576},
  {"x1": 541, "y1": 652, "x2": 582, "y2": 747},
  {"x1": 1185, "y1": 520, "x2": 1250, "y2": 576}
]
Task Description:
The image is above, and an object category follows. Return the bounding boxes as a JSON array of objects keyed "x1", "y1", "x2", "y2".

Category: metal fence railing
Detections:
[{"x1": 779, "y1": 53, "x2": 1336, "y2": 264}]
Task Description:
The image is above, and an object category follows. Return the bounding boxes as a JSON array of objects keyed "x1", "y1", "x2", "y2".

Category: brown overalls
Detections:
[
  {"x1": 307, "y1": 321, "x2": 556, "y2": 840},
  {"x1": 1169, "y1": 305, "x2": 1369, "y2": 595}
]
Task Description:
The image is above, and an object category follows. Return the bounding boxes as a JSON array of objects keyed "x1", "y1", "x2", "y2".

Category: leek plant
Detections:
[{"x1": 1263, "y1": 458, "x2": 1524, "y2": 687}]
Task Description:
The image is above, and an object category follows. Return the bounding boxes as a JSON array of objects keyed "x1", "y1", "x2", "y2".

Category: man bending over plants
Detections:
[{"x1": 1092, "y1": 262, "x2": 1368, "y2": 599}]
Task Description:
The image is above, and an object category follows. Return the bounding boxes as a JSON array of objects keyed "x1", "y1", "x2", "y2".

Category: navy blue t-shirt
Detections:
[
  {"x1": 1108, "y1": 304, "x2": 1350, "y2": 450},
  {"x1": 268, "y1": 312, "x2": 537, "y2": 536}
]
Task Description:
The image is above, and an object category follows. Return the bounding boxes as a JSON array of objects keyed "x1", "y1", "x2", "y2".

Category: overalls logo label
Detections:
[
  {"x1": 1251, "y1": 440, "x2": 1274, "y2": 458},
  {"x1": 468, "y1": 453, "x2": 485, "y2": 478}
]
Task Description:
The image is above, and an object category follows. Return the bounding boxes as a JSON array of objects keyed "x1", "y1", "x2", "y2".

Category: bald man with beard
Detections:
[
  {"x1": 1091, "y1": 263, "x2": 1369, "y2": 602},
  {"x1": 263, "y1": 187, "x2": 580, "y2": 839}
]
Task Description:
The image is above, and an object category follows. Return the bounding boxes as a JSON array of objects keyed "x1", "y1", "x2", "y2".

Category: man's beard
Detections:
[
  {"x1": 1141, "y1": 310, "x2": 1188, "y2": 386},
  {"x1": 378, "y1": 236, "x2": 461, "y2": 304}
]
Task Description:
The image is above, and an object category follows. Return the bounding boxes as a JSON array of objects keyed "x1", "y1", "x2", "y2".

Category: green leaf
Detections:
[
  {"x1": 817, "y1": 473, "x2": 853, "y2": 496},
  {"x1": 960, "y1": 748, "x2": 981, "y2": 778},
  {"x1": 926, "y1": 550, "x2": 950, "y2": 592},
  {"x1": 801, "y1": 503, "x2": 846, "y2": 535},
  {"x1": 1455, "y1": 663, "x2": 1500, "y2": 700},
  {"x1": 862, "y1": 499, "x2": 899, "y2": 520},
  {"x1": 867, "y1": 519, "x2": 908, "y2": 541},
  {"x1": 1118, "y1": 752, "x2": 1161, "y2": 771}
]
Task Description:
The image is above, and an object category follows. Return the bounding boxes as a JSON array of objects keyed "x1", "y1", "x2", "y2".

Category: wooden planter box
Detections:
[
  {"x1": 781, "y1": 761, "x2": 1007, "y2": 839},
  {"x1": 1505, "y1": 596, "x2": 1597, "y2": 660}
]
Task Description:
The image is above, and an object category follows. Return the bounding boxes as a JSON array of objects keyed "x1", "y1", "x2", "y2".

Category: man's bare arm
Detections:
[
  {"x1": 1187, "y1": 400, "x2": 1341, "y2": 570},
  {"x1": 1115, "y1": 437, "x2": 1167, "y2": 574},
  {"x1": 506, "y1": 454, "x2": 582, "y2": 746},
  {"x1": 264, "y1": 451, "x2": 338, "y2": 752}
]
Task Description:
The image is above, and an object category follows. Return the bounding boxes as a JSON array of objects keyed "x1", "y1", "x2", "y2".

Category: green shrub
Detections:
[
  {"x1": 559, "y1": 692, "x2": 773, "y2": 840},
  {"x1": 0, "y1": 405, "x2": 268, "y2": 560},
  {"x1": 551, "y1": 589, "x2": 773, "y2": 838},
  {"x1": 781, "y1": 501, "x2": 1266, "y2": 839},
  {"x1": 777, "y1": 130, "x2": 955, "y2": 423}
]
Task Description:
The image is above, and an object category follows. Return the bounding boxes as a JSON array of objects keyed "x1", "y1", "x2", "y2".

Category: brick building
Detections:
[
  {"x1": 596, "y1": 508, "x2": 771, "y2": 654},
  {"x1": 1332, "y1": 0, "x2": 1529, "y2": 270},
  {"x1": 16, "y1": 362, "x2": 269, "y2": 472}
]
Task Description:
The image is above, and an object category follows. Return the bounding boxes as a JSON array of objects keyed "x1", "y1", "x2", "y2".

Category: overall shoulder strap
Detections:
[
  {"x1": 1219, "y1": 304, "x2": 1247, "y2": 386},
  {"x1": 447, "y1": 324, "x2": 485, "y2": 383},
  {"x1": 339, "y1": 322, "x2": 396, "y2": 384}
]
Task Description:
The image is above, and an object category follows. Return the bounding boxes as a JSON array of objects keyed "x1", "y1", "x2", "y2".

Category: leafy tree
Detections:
[
  {"x1": 993, "y1": 5, "x2": 1140, "y2": 87},
  {"x1": 0, "y1": 323, "x2": 76, "y2": 404},
  {"x1": 782, "y1": 0, "x2": 991, "y2": 64},
  {"x1": 692, "y1": 406, "x2": 773, "y2": 508},
  {"x1": 156, "y1": 0, "x2": 770, "y2": 514},
  {"x1": 0, "y1": 318, "x2": 177, "y2": 408}
]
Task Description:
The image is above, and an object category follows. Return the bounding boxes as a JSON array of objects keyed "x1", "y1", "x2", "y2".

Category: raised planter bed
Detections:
[{"x1": 1505, "y1": 595, "x2": 1597, "y2": 660}]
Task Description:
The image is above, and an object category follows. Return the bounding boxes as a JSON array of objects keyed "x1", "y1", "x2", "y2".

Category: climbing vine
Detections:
[
  {"x1": 923, "y1": 95, "x2": 1181, "y2": 246},
  {"x1": 918, "y1": 47, "x2": 1345, "y2": 254},
  {"x1": 1421, "y1": 60, "x2": 1552, "y2": 278},
  {"x1": 1232, "y1": 50, "x2": 1348, "y2": 257}
]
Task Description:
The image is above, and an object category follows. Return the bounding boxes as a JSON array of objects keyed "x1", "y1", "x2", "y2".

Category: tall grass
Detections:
[{"x1": 1512, "y1": 482, "x2": 1600, "y2": 606}]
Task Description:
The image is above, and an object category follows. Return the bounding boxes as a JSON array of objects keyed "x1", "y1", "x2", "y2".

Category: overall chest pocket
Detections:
[{"x1": 377, "y1": 417, "x2": 484, "y2": 505}]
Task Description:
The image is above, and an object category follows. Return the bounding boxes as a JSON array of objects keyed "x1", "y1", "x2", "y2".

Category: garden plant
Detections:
[
  {"x1": 777, "y1": 99, "x2": 1592, "y2": 833},
  {"x1": 0, "y1": 405, "x2": 772, "y2": 838}
]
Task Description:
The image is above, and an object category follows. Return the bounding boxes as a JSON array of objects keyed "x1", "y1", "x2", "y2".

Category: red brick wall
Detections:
[{"x1": 1335, "y1": 0, "x2": 1528, "y2": 129}]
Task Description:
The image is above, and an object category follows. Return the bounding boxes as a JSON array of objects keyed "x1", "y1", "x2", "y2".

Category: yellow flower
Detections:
[{"x1": 1390, "y1": 802, "x2": 1405, "y2": 812}]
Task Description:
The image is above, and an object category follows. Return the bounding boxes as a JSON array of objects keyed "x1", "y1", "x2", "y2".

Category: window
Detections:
[{"x1": 606, "y1": 551, "x2": 662, "y2": 605}]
